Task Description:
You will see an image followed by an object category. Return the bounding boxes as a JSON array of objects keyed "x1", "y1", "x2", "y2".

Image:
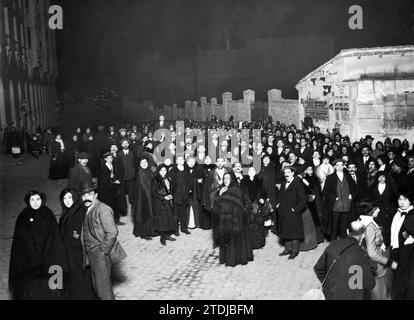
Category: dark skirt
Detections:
[
  {"x1": 299, "y1": 209, "x2": 318, "y2": 251},
  {"x1": 12, "y1": 274, "x2": 66, "y2": 300},
  {"x1": 217, "y1": 213, "x2": 254, "y2": 267},
  {"x1": 133, "y1": 220, "x2": 156, "y2": 237},
  {"x1": 248, "y1": 216, "x2": 266, "y2": 250},
  {"x1": 64, "y1": 267, "x2": 98, "y2": 300},
  {"x1": 392, "y1": 244, "x2": 414, "y2": 299},
  {"x1": 219, "y1": 228, "x2": 254, "y2": 267},
  {"x1": 153, "y1": 206, "x2": 176, "y2": 232},
  {"x1": 199, "y1": 207, "x2": 212, "y2": 230},
  {"x1": 248, "y1": 204, "x2": 266, "y2": 250}
]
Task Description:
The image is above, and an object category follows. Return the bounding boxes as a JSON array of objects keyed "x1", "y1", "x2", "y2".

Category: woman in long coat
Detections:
[
  {"x1": 241, "y1": 167, "x2": 267, "y2": 250},
  {"x1": 9, "y1": 191, "x2": 68, "y2": 300},
  {"x1": 48, "y1": 133, "x2": 69, "y2": 180},
  {"x1": 212, "y1": 173, "x2": 254, "y2": 267},
  {"x1": 58, "y1": 188, "x2": 97, "y2": 300},
  {"x1": 258, "y1": 155, "x2": 277, "y2": 231},
  {"x1": 66, "y1": 134, "x2": 82, "y2": 169},
  {"x1": 302, "y1": 165, "x2": 325, "y2": 243},
  {"x1": 132, "y1": 157, "x2": 155, "y2": 240},
  {"x1": 389, "y1": 191, "x2": 414, "y2": 299},
  {"x1": 152, "y1": 164, "x2": 177, "y2": 246},
  {"x1": 368, "y1": 171, "x2": 397, "y2": 247},
  {"x1": 197, "y1": 156, "x2": 216, "y2": 230}
]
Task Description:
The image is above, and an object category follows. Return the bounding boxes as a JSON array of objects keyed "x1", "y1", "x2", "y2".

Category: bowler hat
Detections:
[
  {"x1": 365, "y1": 135, "x2": 374, "y2": 140},
  {"x1": 79, "y1": 181, "x2": 97, "y2": 195},
  {"x1": 78, "y1": 152, "x2": 90, "y2": 159}
]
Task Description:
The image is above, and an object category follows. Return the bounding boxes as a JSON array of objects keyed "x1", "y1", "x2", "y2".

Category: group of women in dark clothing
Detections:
[{"x1": 9, "y1": 189, "x2": 98, "y2": 300}]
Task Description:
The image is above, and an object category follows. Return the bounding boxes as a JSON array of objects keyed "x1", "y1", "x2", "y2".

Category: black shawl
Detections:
[
  {"x1": 9, "y1": 205, "x2": 68, "y2": 293},
  {"x1": 132, "y1": 167, "x2": 154, "y2": 224}
]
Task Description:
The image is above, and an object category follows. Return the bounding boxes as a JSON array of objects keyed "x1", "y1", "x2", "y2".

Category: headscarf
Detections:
[{"x1": 58, "y1": 188, "x2": 82, "y2": 229}]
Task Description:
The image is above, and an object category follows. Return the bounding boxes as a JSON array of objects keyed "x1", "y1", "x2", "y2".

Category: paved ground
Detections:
[{"x1": 0, "y1": 153, "x2": 328, "y2": 300}]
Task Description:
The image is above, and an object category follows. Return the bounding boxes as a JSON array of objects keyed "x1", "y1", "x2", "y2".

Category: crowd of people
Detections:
[{"x1": 7, "y1": 114, "x2": 414, "y2": 300}]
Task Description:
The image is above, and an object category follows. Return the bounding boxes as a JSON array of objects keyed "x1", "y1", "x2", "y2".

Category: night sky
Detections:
[{"x1": 54, "y1": 0, "x2": 413, "y2": 104}]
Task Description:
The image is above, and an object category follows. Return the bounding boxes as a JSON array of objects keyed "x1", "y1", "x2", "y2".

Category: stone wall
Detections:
[
  {"x1": 268, "y1": 89, "x2": 300, "y2": 126},
  {"x1": 152, "y1": 88, "x2": 298, "y2": 124}
]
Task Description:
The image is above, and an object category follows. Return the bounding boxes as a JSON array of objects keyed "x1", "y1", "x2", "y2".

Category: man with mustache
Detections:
[
  {"x1": 275, "y1": 166, "x2": 307, "y2": 260},
  {"x1": 81, "y1": 181, "x2": 126, "y2": 300}
]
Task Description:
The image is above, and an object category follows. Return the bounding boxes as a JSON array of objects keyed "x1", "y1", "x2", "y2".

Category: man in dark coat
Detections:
[
  {"x1": 128, "y1": 131, "x2": 141, "y2": 158},
  {"x1": 314, "y1": 221, "x2": 376, "y2": 300},
  {"x1": 67, "y1": 152, "x2": 94, "y2": 193},
  {"x1": 170, "y1": 155, "x2": 192, "y2": 235},
  {"x1": 354, "y1": 145, "x2": 374, "y2": 177},
  {"x1": 323, "y1": 158, "x2": 357, "y2": 240},
  {"x1": 346, "y1": 161, "x2": 366, "y2": 222},
  {"x1": 275, "y1": 166, "x2": 307, "y2": 259},
  {"x1": 118, "y1": 139, "x2": 136, "y2": 207},
  {"x1": 110, "y1": 144, "x2": 127, "y2": 216},
  {"x1": 98, "y1": 152, "x2": 123, "y2": 225},
  {"x1": 407, "y1": 155, "x2": 414, "y2": 190},
  {"x1": 154, "y1": 114, "x2": 168, "y2": 132}
]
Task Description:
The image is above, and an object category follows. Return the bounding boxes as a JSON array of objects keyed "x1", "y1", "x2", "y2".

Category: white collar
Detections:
[{"x1": 391, "y1": 206, "x2": 414, "y2": 249}]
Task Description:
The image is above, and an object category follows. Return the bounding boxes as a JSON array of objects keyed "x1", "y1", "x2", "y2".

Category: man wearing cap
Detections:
[
  {"x1": 68, "y1": 152, "x2": 94, "y2": 193},
  {"x1": 81, "y1": 181, "x2": 126, "y2": 300},
  {"x1": 323, "y1": 158, "x2": 357, "y2": 240}
]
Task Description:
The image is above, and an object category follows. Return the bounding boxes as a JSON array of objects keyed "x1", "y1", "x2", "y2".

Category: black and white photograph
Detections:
[{"x1": 1, "y1": 0, "x2": 414, "y2": 305}]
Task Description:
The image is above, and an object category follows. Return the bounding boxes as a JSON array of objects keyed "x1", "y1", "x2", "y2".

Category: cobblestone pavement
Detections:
[{"x1": 0, "y1": 153, "x2": 328, "y2": 300}]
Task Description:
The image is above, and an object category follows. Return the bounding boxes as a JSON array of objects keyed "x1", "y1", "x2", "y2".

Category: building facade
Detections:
[
  {"x1": 296, "y1": 45, "x2": 414, "y2": 141},
  {"x1": 0, "y1": 0, "x2": 58, "y2": 135}
]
